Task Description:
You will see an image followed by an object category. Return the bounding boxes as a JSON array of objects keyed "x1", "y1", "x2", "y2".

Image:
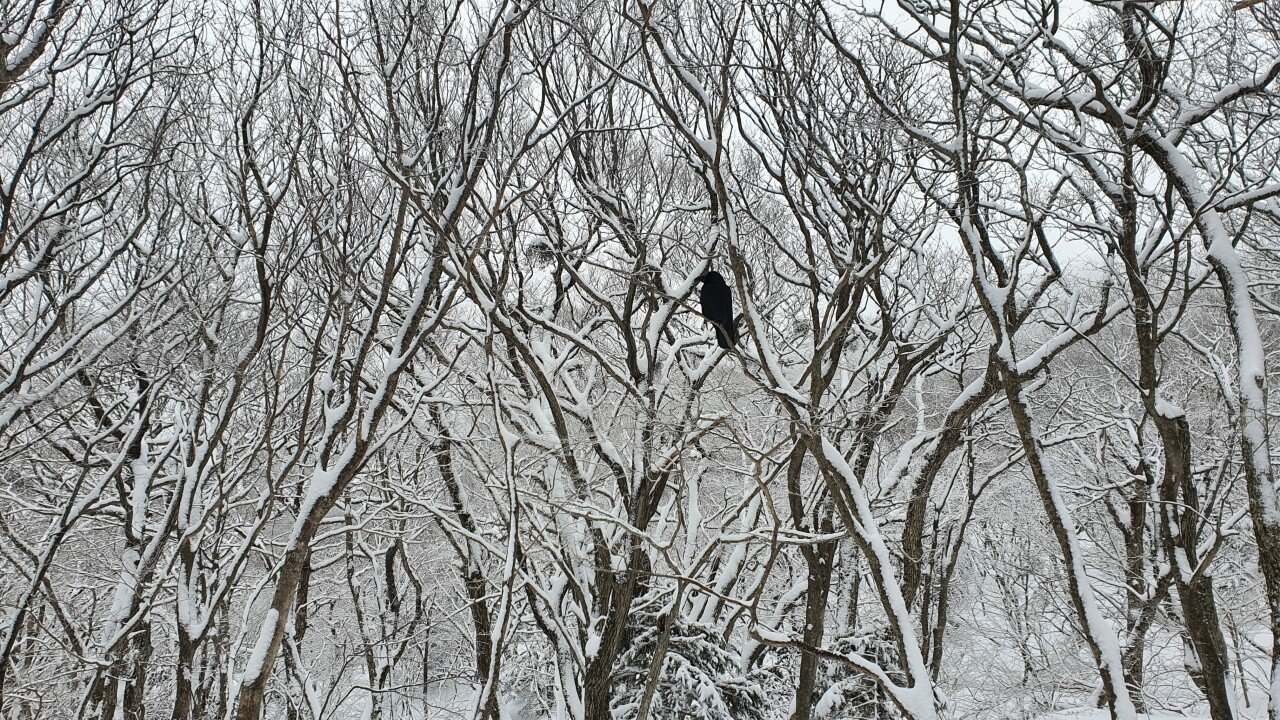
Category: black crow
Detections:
[{"x1": 697, "y1": 270, "x2": 738, "y2": 349}]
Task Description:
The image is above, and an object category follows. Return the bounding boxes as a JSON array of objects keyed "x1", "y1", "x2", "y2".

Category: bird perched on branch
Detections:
[{"x1": 696, "y1": 270, "x2": 738, "y2": 349}]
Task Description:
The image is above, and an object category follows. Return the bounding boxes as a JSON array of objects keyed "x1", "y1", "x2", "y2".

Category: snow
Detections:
[
  {"x1": 290, "y1": 440, "x2": 357, "y2": 545},
  {"x1": 753, "y1": 625, "x2": 791, "y2": 644},
  {"x1": 329, "y1": 680, "x2": 540, "y2": 720},
  {"x1": 7, "y1": 6, "x2": 1280, "y2": 720},
  {"x1": 1152, "y1": 394, "x2": 1184, "y2": 420},
  {"x1": 814, "y1": 684, "x2": 843, "y2": 718},
  {"x1": 105, "y1": 549, "x2": 141, "y2": 633},
  {"x1": 1039, "y1": 711, "x2": 1209, "y2": 720},
  {"x1": 820, "y1": 437, "x2": 940, "y2": 720},
  {"x1": 241, "y1": 610, "x2": 279, "y2": 684},
  {"x1": 585, "y1": 626, "x2": 602, "y2": 659},
  {"x1": 1025, "y1": 388, "x2": 1137, "y2": 720},
  {"x1": 1143, "y1": 131, "x2": 1280, "y2": 529}
]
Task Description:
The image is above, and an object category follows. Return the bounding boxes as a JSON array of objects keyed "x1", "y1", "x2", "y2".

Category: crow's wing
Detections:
[{"x1": 700, "y1": 281, "x2": 735, "y2": 348}]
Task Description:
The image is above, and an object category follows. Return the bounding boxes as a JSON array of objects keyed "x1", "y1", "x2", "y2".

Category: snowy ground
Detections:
[
  {"x1": 1039, "y1": 712, "x2": 1209, "y2": 720},
  {"x1": 332, "y1": 681, "x2": 541, "y2": 720}
]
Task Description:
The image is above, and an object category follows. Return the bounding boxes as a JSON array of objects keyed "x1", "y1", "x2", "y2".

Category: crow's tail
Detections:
[{"x1": 714, "y1": 321, "x2": 737, "y2": 349}]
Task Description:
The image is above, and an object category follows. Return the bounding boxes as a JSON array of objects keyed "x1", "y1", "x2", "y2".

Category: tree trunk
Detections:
[
  {"x1": 792, "y1": 537, "x2": 836, "y2": 720},
  {"x1": 582, "y1": 556, "x2": 643, "y2": 720},
  {"x1": 993, "y1": 358, "x2": 1137, "y2": 719},
  {"x1": 172, "y1": 627, "x2": 197, "y2": 720}
]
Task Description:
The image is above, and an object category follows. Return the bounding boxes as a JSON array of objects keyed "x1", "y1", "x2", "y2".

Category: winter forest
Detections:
[{"x1": 3, "y1": 0, "x2": 1280, "y2": 718}]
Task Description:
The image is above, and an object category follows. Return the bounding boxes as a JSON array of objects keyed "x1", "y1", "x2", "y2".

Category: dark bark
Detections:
[
  {"x1": 582, "y1": 538, "x2": 647, "y2": 720},
  {"x1": 792, "y1": 536, "x2": 837, "y2": 720},
  {"x1": 172, "y1": 626, "x2": 197, "y2": 720},
  {"x1": 1111, "y1": 133, "x2": 1235, "y2": 718},
  {"x1": 429, "y1": 405, "x2": 501, "y2": 719},
  {"x1": 783, "y1": 441, "x2": 839, "y2": 720}
]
